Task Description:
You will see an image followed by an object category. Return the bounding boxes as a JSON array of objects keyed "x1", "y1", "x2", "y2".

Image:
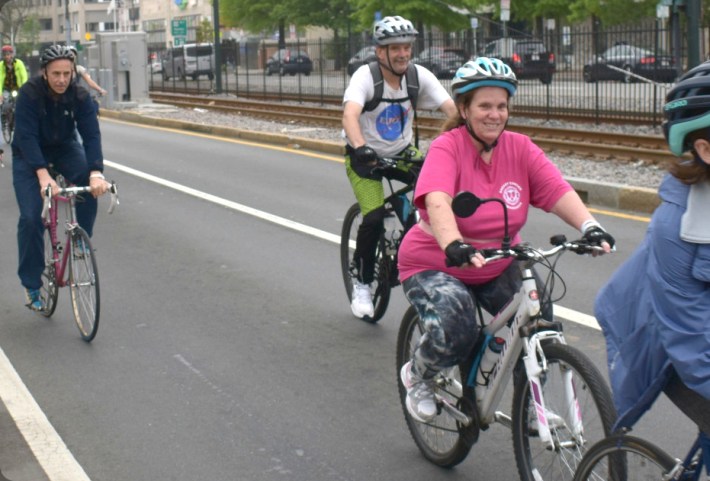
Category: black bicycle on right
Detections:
[
  {"x1": 573, "y1": 430, "x2": 706, "y2": 481},
  {"x1": 340, "y1": 152, "x2": 423, "y2": 323}
]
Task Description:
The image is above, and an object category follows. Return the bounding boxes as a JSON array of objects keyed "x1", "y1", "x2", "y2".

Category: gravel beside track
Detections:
[{"x1": 131, "y1": 102, "x2": 669, "y2": 191}]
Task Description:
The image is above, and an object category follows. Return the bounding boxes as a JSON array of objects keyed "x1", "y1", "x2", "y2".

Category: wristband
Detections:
[
  {"x1": 90, "y1": 173, "x2": 105, "y2": 180},
  {"x1": 580, "y1": 219, "x2": 601, "y2": 234}
]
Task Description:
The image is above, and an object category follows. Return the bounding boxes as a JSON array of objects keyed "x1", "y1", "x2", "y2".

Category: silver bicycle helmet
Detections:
[
  {"x1": 663, "y1": 61, "x2": 710, "y2": 156},
  {"x1": 373, "y1": 16, "x2": 418, "y2": 46},
  {"x1": 451, "y1": 57, "x2": 518, "y2": 99},
  {"x1": 40, "y1": 45, "x2": 75, "y2": 68}
]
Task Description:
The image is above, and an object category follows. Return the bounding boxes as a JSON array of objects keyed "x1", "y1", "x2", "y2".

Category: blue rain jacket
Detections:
[{"x1": 595, "y1": 174, "x2": 710, "y2": 430}]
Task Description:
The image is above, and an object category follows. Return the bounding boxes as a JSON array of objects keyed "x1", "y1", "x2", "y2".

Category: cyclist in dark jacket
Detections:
[{"x1": 12, "y1": 45, "x2": 109, "y2": 311}]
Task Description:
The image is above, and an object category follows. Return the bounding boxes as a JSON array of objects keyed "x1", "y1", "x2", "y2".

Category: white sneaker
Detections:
[
  {"x1": 400, "y1": 360, "x2": 437, "y2": 423},
  {"x1": 350, "y1": 281, "x2": 374, "y2": 318}
]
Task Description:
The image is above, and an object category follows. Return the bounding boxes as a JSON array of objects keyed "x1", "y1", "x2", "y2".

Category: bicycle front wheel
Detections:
[
  {"x1": 40, "y1": 224, "x2": 59, "y2": 317},
  {"x1": 2, "y1": 107, "x2": 14, "y2": 144},
  {"x1": 572, "y1": 434, "x2": 677, "y2": 481},
  {"x1": 512, "y1": 342, "x2": 617, "y2": 481},
  {"x1": 395, "y1": 306, "x2": 478, "y2": 467},
  {"x1": 339, "y1": 203, "x2": 390, "y2": 323},
  {"x1": 69, "y1": 228, "x2": 100, "y2": 342}
]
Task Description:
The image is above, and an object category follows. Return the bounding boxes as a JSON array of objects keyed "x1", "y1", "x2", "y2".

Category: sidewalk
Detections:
[{"x1": 100, "y1": 107, "x2": 661, "y2": 215}]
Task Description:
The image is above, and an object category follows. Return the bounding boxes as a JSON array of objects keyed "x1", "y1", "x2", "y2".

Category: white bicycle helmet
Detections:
[
  {"x1": 373, "y1": 16, "x2": 418, "y2": 46},
  {"x1": 451, "y1": 57, "x2": 518, "y2": 99},
  {"x1": 663, "y1": 61, "x2": 710, "y2": 156}
]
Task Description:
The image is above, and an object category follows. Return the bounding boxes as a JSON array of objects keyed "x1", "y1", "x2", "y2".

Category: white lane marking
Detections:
[
  {"x1": 0, "y1": 348, "x2": 92, "y2": 481},
  {"x1": 104, "y1": 159, "x2": 602, "y2": 329}
]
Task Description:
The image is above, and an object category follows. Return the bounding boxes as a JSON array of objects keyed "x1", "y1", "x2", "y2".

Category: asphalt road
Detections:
[{"x1": 0, "y1": 118, "x2": 698, "y2": 481}]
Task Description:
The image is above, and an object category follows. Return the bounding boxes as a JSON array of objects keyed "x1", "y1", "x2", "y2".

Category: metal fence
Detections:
[{"x1": 149, "y1": 23, "x2": 699, "y2": 126}]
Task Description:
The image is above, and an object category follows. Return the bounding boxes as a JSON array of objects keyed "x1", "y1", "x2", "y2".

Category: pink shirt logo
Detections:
[{"x1": 500, "y1": 181, "x2": 523, "y2": 210}]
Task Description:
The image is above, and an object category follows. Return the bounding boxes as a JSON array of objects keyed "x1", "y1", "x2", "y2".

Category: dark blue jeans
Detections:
[{"x1": 12, "y1": 140, "x2": 97, "y2": 290}]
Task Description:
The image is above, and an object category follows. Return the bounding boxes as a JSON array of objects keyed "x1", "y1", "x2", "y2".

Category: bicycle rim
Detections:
[
  {"x1": 69, "y1": 228, "x2": 100, "y2": 342},
  {"x1": 395, "y1": 306, "x2": 477, "y2": 467},
  {"x1": 572, "y1": 434, "x2": 677, "y2": 481},
  {"x1": 2, "y1": 111, "x2": 11, "y2": 144},
  {"x1": 340, "y1": 203, "x2": 390, "y2": 323},
  {"x1": 40, "y1": 224, "x2": 59, "y2": 317},
  {"x1": 512, "y1": 342, "x2": 617, "y2": 481}
]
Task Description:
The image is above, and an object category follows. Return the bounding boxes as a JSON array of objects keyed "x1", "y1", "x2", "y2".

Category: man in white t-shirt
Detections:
[{"x1": 342, "y1": 15, "x2": 456, "y2": 319}]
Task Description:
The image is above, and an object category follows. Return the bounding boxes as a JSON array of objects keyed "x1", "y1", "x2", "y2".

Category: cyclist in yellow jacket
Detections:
[{"x1": 0, "y1": 45, "x2": 28, "y2": 124}]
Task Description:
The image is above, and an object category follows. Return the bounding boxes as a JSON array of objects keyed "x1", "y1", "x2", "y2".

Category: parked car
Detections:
[
  {"x1": 582, "y1": 44, "x2": 677, "y2": 83},
  {"x1": 149, "y1": 60, "x2": 162, "y2": 74},
  {"x1": 412, "y1": 47, "x2": 468, "y2": 79},
  {"x1": 480, "y1": 38, "x2": 556, "y2": 84},
  {"x1": 347, "y1": 46, "x2": 377, "y2": 76},
  {"x1": 265, "y1": 49, "x2": 313, "y2": 76}
]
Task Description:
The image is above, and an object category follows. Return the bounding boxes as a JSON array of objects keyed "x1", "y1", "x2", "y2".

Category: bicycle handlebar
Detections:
[
  {"x1": 41, "y1": 181, "x2": 120, "y2": 219},
  {"x1": 445, "y1": 236, "x2": 603, "y2": 267},
  {"x1": 375, "y1": 153, "x2": 424, "y2": 171}
]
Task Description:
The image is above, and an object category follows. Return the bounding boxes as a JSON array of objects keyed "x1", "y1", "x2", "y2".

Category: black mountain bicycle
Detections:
[{"x1": 340, "y1": 153, "x2": 422, "y2": 323}]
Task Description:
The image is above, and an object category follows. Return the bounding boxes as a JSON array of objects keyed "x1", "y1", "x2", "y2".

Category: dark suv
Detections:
[{"x1": 481, "y1": 38, "x2": 556, "y2": 84}]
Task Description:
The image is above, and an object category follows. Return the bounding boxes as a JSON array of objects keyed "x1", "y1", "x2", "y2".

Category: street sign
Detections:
[
  {"x1": 171, "y1": 19, "x2": 187, "y2": 37},
  {"x1": 173, "y1": 36, "x2": 186, "y2": 47}
]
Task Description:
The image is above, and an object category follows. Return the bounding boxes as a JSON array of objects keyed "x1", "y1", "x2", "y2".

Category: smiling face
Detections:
[
  {"x1": 460, "y1": 86, "x2": 510, "y2": 146},
  {"x1": 43, "y1": 59, "x2": 74, "y2": 95},
  {"x1": 376, "y1": 43, "x2": 412, "y2": 76}
]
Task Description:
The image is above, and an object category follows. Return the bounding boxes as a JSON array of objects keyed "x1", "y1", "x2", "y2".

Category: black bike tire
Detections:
[
  {"x1": 572, "y1": 434, "x2": 677, "y2": 481},
  {"x1": 69, "y1": 227, "x2": 100, "y2": 342},
  {"x1": 7, "y1": 107, "x2": 13, "y2": 143},
  {"x1": 40, "y1": 223, "x2": 59, "y2": 317},
  {"x1": 511, "y1": 342, "x2": 617, "y2": 481},
  {"x1": 395, "y1": 306, "x2": 478, "y2": 467},
  {"x1": 339, "y1": 202, "x2": 390, "y2": 323}
]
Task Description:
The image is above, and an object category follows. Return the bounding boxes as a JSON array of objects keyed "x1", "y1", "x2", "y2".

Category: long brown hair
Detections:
[{"x1": 669, "y1": 129, "x2": 710, "y2": 185}]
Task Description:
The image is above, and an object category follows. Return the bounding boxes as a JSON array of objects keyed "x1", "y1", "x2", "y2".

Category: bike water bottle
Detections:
[{"x1": 476, "y1": 336, "x2": 506, "y2": 386}]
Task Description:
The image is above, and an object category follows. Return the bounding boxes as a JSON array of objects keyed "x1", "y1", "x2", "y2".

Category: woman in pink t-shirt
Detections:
[{"x1": 398, "y1": 57, "x2": 615, "y2": 423}]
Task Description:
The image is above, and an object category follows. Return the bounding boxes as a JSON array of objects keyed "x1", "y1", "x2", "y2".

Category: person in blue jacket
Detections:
[
  {"x1": 12, "y1": 45, "x2": 110, "y2": 311},
  {"x1": 595, "y1": 61, "x2": 710, "y2": 473}
]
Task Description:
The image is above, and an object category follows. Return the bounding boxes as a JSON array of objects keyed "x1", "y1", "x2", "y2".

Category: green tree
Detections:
[{"x1": 196, "y1": 18, "x2": 214, "y2": 43}]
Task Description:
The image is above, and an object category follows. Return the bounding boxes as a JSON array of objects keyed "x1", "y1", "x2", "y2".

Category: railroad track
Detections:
[{"x1": 149, "y1": 92, "x2": 679, "y2": 165}]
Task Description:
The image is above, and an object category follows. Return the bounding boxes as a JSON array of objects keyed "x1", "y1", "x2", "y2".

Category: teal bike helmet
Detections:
[
  {"x1": 451, "y1": 57, "x2": 518, "y2": 99},
  {"x1": 663, "y1": 61, "x2": 710, "y2": 156}
]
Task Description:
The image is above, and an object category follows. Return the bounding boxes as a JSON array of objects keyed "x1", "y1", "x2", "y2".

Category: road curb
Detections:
[{"x1": 101, "y1": 109, "x2": 659, "y2": 214}]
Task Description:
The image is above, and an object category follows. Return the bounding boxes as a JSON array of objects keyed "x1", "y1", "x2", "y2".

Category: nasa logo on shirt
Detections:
[
  {"x1": 376, "y1": 104, "x2": 408, "y2": 141},
  {"x1": 500, "y1": 181, "x2": 523, "y2": 210}
]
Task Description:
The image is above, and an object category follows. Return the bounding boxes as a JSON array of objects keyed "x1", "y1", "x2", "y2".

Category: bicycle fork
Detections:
[{"x1": 522, "y1": 331, "x2": 584, "y2": 451}]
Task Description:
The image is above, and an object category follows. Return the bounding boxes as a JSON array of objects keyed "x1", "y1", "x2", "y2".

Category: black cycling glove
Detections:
[
  {"x1": 582, "y1": 225, "x2": 616, "y2": 249},
  {"x1": 350, "y1": 145, "x2": 379, "y2": 178},
  {"x1": 445, "y1": 240, "x2": 477, "y2": 267},
  {"x1": 352, "y1": 145, "x2": 378, "y2": 165}
]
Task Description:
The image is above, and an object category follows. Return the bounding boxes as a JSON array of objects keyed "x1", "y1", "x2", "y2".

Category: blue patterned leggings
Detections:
[{"x1": 402, "y1": 262, "x2": 552, "y2": 379}]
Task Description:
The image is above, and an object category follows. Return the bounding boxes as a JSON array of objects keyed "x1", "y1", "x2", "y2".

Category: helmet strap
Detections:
[
  {"x1": 378, "y1": 48, "x2": 406, "y2": 78},
  {"x1": 465, "y1": 121, "x2": 499, "y2": 153}
]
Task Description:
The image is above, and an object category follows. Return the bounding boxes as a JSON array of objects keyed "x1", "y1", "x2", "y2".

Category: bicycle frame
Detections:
[
  {"x1": 44, "y1": 188, "x2": 85, "y2": 287},
  {"x1": 437, "y1": 262, "x2": 582, "y2": 451}
]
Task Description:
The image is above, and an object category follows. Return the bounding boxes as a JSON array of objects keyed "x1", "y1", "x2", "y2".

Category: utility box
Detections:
[{"x1": 87, "y1": 32, "x2": 149, "y2": 108}]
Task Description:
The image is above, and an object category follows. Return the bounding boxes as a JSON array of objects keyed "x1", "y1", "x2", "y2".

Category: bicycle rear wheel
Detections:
[
  {"x1": 340, "y1": 203, "x2": 391, "y2": 322},
  {"x1": 69, "y1": 227, "x2": 100, "y2": 342},
  {"x1": 40, "y1": 224, "x2": 59, "y2": 317},
  {"x1": 572, "y1": 434, "x2": 677, "y2": 481},
  {"x1": 395, "y1": 306, "x2": 479, "y2": 467},
  {"x1": 512, "y1": 342, "x2": 617, "y2": 481}
]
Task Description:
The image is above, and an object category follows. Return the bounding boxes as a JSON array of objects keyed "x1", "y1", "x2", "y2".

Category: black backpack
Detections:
[{"x1": 362, "y1": 61, "x2": 420, "y2": 147}]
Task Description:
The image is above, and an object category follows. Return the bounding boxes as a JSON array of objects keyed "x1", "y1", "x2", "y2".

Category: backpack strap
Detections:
[{"x1": 362, "y1": 61, "x2": 384, "y2": 113}]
